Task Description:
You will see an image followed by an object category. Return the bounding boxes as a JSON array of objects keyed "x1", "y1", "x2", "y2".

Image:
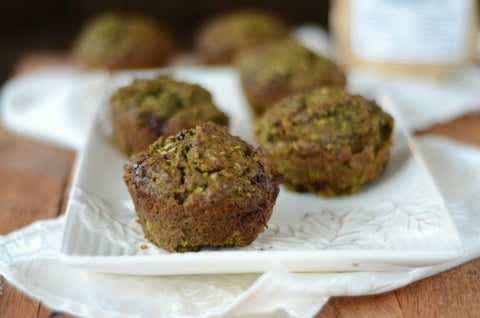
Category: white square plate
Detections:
[{"x1": 60, "y1": 67, "x2": 461, "y2": 275}]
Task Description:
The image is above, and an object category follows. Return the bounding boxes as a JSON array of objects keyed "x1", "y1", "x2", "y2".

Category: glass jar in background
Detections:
[{"x1": 329, "y1": 0, "x2": 479, "y2": 79}]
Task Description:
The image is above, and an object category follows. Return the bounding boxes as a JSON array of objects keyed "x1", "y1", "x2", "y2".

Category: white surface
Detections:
[
  {"x1": 0, "y1": 67, "x2": 110, "y2": 149},
  {"x1": 59, "y1": 67, "x2": 461, "y2": 275},
  {"x1": 346, "y1": 67, "x2": 480, "y2": 131}
]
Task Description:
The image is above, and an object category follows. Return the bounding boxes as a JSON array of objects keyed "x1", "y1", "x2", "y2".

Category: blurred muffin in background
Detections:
[
  {"x1": 235, "y1": 39, "x2": 347, "y2": 116},
  {"x1": 72, "y1": 12, "x2": 177, "y2": 70},
  {"x1": 194, "y1": 9, "x2": 290, "y2": 64}
]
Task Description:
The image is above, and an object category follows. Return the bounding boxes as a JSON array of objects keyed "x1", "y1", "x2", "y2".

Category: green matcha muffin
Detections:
[
  {"x1": 194, "y1": 9, "x2": 290, "y2": 64},
  {"x1": 73, "y1": 12, "x2": 177, "y2": 69},
  {"x1": 235, "y1": 39, "x2": 347, "y2": 116},
  {"x1": 253, "y1": 87, "x2": 394, "y2": 197},
  {"x1": 124, "y1": 121, "x2": 283, "y2": 252},
  {"x1": 110, "y1": 75, "x2": 229, "y2": 156}
]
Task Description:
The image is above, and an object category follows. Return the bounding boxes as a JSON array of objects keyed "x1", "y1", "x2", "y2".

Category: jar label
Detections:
[{"x1": 351, "y1": 0, "x2": 471, "y2": 63}]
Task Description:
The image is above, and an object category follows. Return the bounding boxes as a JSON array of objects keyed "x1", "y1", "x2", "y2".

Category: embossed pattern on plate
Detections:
[{"x1": 60, "y1": 67, "x2": 461, "y2": 275}]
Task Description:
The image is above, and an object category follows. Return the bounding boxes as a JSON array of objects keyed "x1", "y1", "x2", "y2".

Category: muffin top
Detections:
[
  {"x1": 253, "y1": 87, "x2": 394, "y2": 157},
  {"x1": 111, "y1": 75, "x2": 228, "y2": 131},
  {"x1": 194, "y1": 9, "x2": 290, "y2": 64},
  {"x1": 128, "y1": 122, "x2": 282, "y2": 206},
  {"x1": 112, "y1": 75, "x2": 212, "y2": 116},
  {"x1": 73, "y1": 12, "x2": 176, "y2": 69},
  {"x1": 235, "y1": 39, "x2": 346, "y2": 91}
]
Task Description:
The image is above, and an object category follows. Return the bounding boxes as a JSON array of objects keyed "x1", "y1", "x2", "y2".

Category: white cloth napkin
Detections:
[
  {"x1": 1, "y1": 26, "x2": 480, "y2": 317},
  {"x1": 0, "y1": 67, "x2": 111, "y2": 150}
]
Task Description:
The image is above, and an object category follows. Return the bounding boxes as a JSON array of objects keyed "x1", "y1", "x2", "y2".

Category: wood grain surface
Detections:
[{"x1": 0, "y1": 88, "x2": 479, "y2": 317}]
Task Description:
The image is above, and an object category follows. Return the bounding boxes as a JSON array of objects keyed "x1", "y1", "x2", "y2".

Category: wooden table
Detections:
[{"x1": 0, "y1": 66, "x2": 479, "y2": 317}]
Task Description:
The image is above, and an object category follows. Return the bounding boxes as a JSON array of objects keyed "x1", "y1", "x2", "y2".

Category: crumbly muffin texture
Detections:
[
  {"x1": 124, "y1": 122, "x2": 283, "y2": 252},
  {"x1": 194, "y1": 9, "x2": 290, "y2": 64},
  {"x1": 253, "y1": 87, "x2": 394, "y2": 196},
  {"x1": 73, "y1": 12, "x2": 176, "y2": 69},
  {"x1": 235, "y1": 39, "x2": 347, "y2": 116},
  {"x1": 110, "y1": 75, "x2": 229, "y2": 156}
]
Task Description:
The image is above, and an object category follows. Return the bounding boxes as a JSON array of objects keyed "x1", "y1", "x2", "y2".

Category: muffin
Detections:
[
  {"x1": 110, "y1": 75, "x2": 229, "y2": 156},
  {"x1": 235, "y1": 39, "x2": 347, "y2": 116},
  {"x1": 194, "y1": 9, "x2": 290, "y2": 64},
  {"x1": 253, "y1": 87, "x2": 394, "y2": 197},
  {"x1": 124, "y1": 121, "x2": 283, "y2": 252},
  {"x1": 72, "y1": 12, "x2": 177, "y2": 69}
]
